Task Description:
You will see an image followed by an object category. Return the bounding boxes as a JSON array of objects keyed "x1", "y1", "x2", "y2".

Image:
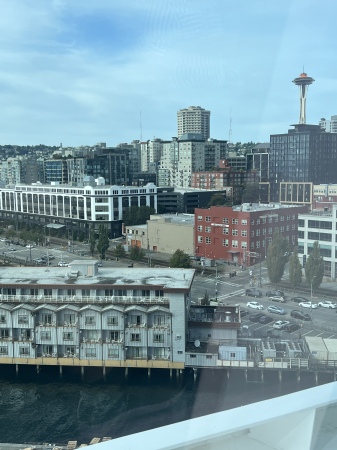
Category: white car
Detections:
[
  {"x1": 269, "y1": 295, "x2": 285, "y2": 303},
  {"x1": 318, "y1": 301, "x2": 337, "y2": 309},
  {"x1": 26, "y1": 244, "x2": 34, "y2": 248},
  {"x1": 299, "y1": 301, "x2": 318, "y2": 309},
  {"x1": 246, "y1": 301, "x2": 264, "y2": 310},
  {"x1": 273, "y1": 320, "x2": 290, "y2": 330},
  {"x1": 57, "y1": 261, "x2": 69, "y2": 267}
]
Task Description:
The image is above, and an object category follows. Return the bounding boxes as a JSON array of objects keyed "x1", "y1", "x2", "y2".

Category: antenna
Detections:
[
  {"x1": 228, "y1": 108, "x2": 232, "y2": 144},
  {"x1": 140, "y1": 110, "x2": 143, "y2": 141}
]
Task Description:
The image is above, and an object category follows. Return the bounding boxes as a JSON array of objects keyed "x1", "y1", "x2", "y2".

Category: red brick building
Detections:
[{"x1": 194, "y1": 203, "x2": 308, "y2": 266}]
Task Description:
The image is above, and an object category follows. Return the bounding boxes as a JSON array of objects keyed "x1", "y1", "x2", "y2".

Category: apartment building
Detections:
[
  {"x1": 0, "y1": 262, "x2": 194, "y2": 369},
  {"x1": 177, "y1": 106, "x2": 211, "y2": 139},
  {"x1": 195, "y1": 203, "x2": 308, "y2": 265}
]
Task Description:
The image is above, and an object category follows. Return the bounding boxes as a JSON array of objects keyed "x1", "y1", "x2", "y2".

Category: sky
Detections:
[{"x1": 1, "y1": 0, "x2": 337, "y2": 147}]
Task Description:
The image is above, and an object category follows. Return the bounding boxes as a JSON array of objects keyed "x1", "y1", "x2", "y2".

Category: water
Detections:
[{"x1": 0, "y1": 365, "x2": 331, "y2": 445}]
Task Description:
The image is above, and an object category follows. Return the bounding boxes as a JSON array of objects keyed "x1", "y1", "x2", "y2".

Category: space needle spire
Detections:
[{"x1": 292, "y1": 71, "x2": 315, "y2": 124}]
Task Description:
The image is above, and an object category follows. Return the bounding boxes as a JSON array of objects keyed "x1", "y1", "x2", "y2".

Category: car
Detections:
[
  {"x1": 97, "y1": 261, "x2": 103, "y2": 267},
  {"x1": 33, "y1": 258, "x2": 44, "y2": 264},
  {"x1": 273, "y1": 320, "x2": 290, "y2": 330},
  {"x1": 258, "y1": 315, "x2": 273, "y2": 324},
  {"x1": 318, "y1": 300, "x2": 337, "y2": 309},
  {"x1": 299, "y1": 301, "x2": 318, "y2": 309},
  {"x1": 239, "y1": 309, "x2": 249, "y2": 318},
  {"x1": 0, "y1": 238, "x2": 6, "y2": 242},
  {"x1": 8, "y1": 248, "x2": 16, "y2": 252},
  {"x1": 26, "y1": 244, "x2": 34, "y2": 248},
  {"x1": 283, "y1": 323, "x2": 301, "y2": 333},
  {"x1": 290, "y1": 310, "x2": 311, "y2": 321},
  {"x1": 246, "y1": 301, "x2": 264, "y2": 310},
  {"x1": 267, "y1": 305, "x2": 286, "y2": 315},
  {"x1": 245, "y1": 288, "x2": 262, "y2": 298},
  {"x1": 269, "y1": 295, "x2": 285, "y2": 303},
  {"x1": 42, "y1": 254, "x2": 55, "y2": 260},
  {"x1": 249, "y1": 312, "x2": 265, "y2": 322},
  {"x1": 266, "y1": 290, "x2": 284, "y2": 297},
  {"x1": 291, "y1": 296, "x2": 309, "y2": 303},
  {"x1": 57, "y1": 261, "x2": 69, "y2": 267}
]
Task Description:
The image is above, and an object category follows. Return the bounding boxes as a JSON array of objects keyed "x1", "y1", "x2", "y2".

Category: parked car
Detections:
[
  {"x1": 240, "y1": 310, "x2": 249, "y2": 318},
  {"x1": 42, "y1": 254, "x2": 55, "y2": 260},
  {"x1": 268, "y1": 305, "x2": 286, "y2": 315},
  {"x1": 266, "y1": 290, "x2": 284, "y2": 297},
  {"x1": 245, "y1": 288, "x2": 262, "y2": 298},
  {"x1": 273, "y1": 320, "x2": 290, "y2": 330},
  {"x1": 57, "y1": 261, "x2": 69, "y2": 267},
  {"x1": 33, "y1": 258, "x2": 44, "y2": 265},
  {"x1": 26, "y1": 244, "x2": 34, "y2": 248},
  {"x1": 318, "y1": 300, "x2": 337, "y2": 309},
  {"x1": 291, "y1": 296, "x2": 309, "y2": 303},
  {"x1": 258, "y1": 315, "x2": 273, "y2": 324},
  {"x1": 290, "y1": 310, "x2": 311, "y2": 321},
  {"x1": 249, "y1": 312, "x2": 265, "y2": 322},
  {"x1": 299, "y1": 301, "x2": 318, "y2": 309},
  {"x1": 283, "y1": 323, "x2": 301, "y2": 333},
  {"x1": 247, "y1": 301, "x2": 264, "y2": 310},
  {"x1": 269, "y1": 295, "x2": 285, "y2": 303}
]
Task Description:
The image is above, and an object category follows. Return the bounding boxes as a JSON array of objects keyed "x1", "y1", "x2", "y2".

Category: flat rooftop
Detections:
[{"x1": 0, "y1": 265, "x2": 195, "y2": 290}]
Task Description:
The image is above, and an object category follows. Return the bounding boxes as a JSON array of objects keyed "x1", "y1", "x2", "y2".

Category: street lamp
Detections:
[{"x1": 310, "y1": 276, "x2": 317, "y2": 302}]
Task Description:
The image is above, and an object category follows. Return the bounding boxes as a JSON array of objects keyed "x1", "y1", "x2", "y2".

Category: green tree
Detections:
[
  {"x1": 97, "y1": 225, "x2": 110, "y2": 260},
  {"x1": 129, "y1": 245, "x2": 145, "y2": 261},
  {"x1": 5, "y1": 228, "x2": 16, "y2": 239},
  {"x1": 89, "y1": 229, "x2": 97, "y2": 257},
  {"x1": 289, "y1": 246, "x2": 302, "y2": 289},
  {"x1": 266, "y1": 229, "x2": 290, "y2": 285},
  {"x1": 123, "y1": 206, "x2": 155, "y2": 226},
  {"x1": 305, "y1": 241, "x2": 324, "y2": 291},
  {"x1": 114, "y1": 243, "x2": 126, "y2": 259},
  {"x1": 208, "y1": 193, "x2": 227, "y2": 207},
  {"x1": 169, "y1": 249, "x2": 191, "y2": 268},
  {"x1": 78, "y1": 231, "x2": 85, "y2": 242}
]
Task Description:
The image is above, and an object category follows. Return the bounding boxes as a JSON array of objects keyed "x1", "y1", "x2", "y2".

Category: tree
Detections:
[
  {"x1": 305, "y1": 241, "x2": 324, "y2": 291},
  {"x1": 208, "y1": 193, "x2": 227, "y2": 207},
  {"x1": 114, "y1": 243, "x2": 126, "y2": 259},
  {"x1": 289, "y1": 247, "x2": 302, "y2": 289},
  {"x1": 97, "y1": 225, "x2": 110, "y2": 260},
  {"x1": 266, "y1": 229, "x2": 290, "y2": 285},
  {"x1": 129, "y1": 245, "x2": 145, "y2": 261},
  {"x1": 123, "y1": 206, "x2": 156, "y2": 226},
  {"x1": 89, "y1": 229, "x2": 97, "y2": 257},
  {"x1": 169, "y1": 249, "x2": 191, "y2": 268}
]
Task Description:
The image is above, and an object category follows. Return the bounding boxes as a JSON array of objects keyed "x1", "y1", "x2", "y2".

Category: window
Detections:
[
  {"x1": 131, "y1": 315, "x2": 141, "y2": 325},
  {"x1": 286, "y1": 215, "x2": 290, "y2": 220},
  {"x1": 251, "y1": 219, "x2": 254, "y2": 225},
  {"x1": 205, "y1": 226, "x2": 211, "y2": 233},
  {"x1": 65, "y1": 346, "x2": 75, "y2": 356},
  {"x1": 63, "y1": 332, "x2": 73, "y2": 341},
  {"x1": 262, "y1": 228, "x2": 266, "y2": 235},
  {"x1": 241, "y1": 242, "x2": 247, "y2": 249},
  {"x1": 256, "y1": 219, "x2": 260, "y2": 225},
  {"x1": 197, "y1": 215, "x2": 203, "y2": 221},
  {"x1": 232, "y1": 240, "x2": 238, "y2": 248},
  {"x1": 189, "y1": 354, "x2": 196, "y2": 358},
  {"x1": 280, "y1": 216, "x2": 284, "y2": 221},
  {"x1": 108, "y1": 347, "x2": 119, "y2": 358},
  {"x1": 82, "y1": 289, "x2": 90, "y2": 297},
  {"x1": 131, "y1": 333, "x2": 140, "y2": 342},
  {"x1": 85, "y1": 348, "x2": 96, "y2": 358},
  {"x1": 110, "y1": 331, "x2": 119, "y2": 341},
  {"x1": 19, "y1": 347, "x2": 30, "y2": 356},
  {"x1": 177, "y1": 350, "x2": 183, "y2": 354},
  {"x1": 42, "y1": 313, "x2": 52, "y2": 324},
  {"x1": 154, "y1": 334, "x2": 164, "y2": 343},
  {"x1": 223, "y1": 218, "x2": 229, "y2": 224},
  {"x1": 205, "y1": 236, "x2": 211, "y2": 244},
  {"x1": 268, "y1": 227, "x2": 272, "y2": 234},
  {"x1": 206, "y1": 355, "x2": 212, "y2": 359},
  {"x1": 0, "y1": 315, "x2": 6, "y2": 324},
  {"x1": 107, "y1": 316, "x2": 118, "y2": 325},
  {"x1": 223, "y1": 239, "x2": 229, "y2": 247},
  {"x1": 40, "y1": 331, "x2": 51, "y2": 340},
  {"x1": 262, "y1": 218, "x2": 266, "y2": 224},
  {"x1": 0, "y1": 346, "x2": 8, "y2": 355},
  {"x1": 0, "y1": 329, "x2": 9, "y2": 338},
  {"x1": 230, "y1": 352, "x2": 236, "y2": 358},
  {"x1": 205, "y1": 216, "x2": 211, "y2": 222},
  {"x1": 232, "y1": 218, "x2": 238, "y2": 224},
  {"x1": 64, "y1": 314, "x2": 76, "y2": 324},
  {"x1": 251, "y1": 230, "x2": 255, "y2": 237},
  {"x1": 232, "y1": 229, "x2": 238, "y2": 236},
  {"x1": 251, "y1": 242, "x2": 255, "y2": 249},
  {"x1": 18, "y1": 315, "x2": 28, "y2": 324},
  {"x1": 241, "y1": 230, "x2": 247, "y2": 237},
  {"x1": 223, "y1": 228, "x2": 229, "y2": 235},
  {"x1": 280, "y1": 226, "x2": 284, "y2": 232},
  {"x1": 256, "y1": 241, "x2": 260, "y2": 248},
  {"x1": 241, "y1": 219, "x2": 247, "y2": 225},
  {"x1": 286, "y1": 225, "x2": 290, "y2": 231},
  {"x1": 197, "y1": 225, "x2": 203, "y2": 232},
  {"x1": 154, "y1": 315, "x2": 165, "y2": 325},
  {"x1": 198, "y1": 236, "x2": 203, "y2": 243},
  {"x1": 85, "y1": 316, "x2": 95, "y2": 325}
]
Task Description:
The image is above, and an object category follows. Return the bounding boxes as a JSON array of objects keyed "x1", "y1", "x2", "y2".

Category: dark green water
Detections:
[{"x1": 0, "y1": 365, "x2": 329, "y2": 445}]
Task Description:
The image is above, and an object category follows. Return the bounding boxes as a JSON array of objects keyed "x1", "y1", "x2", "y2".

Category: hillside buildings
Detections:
[{"x1": 177, "y1": 106, "x2": 211, "y2": 139}]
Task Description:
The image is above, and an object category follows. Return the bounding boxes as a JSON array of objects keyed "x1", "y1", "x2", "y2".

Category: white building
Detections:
[
  {"x1": 177, "y1": 106, "x2": 211, "y2": 139},
  {"x1": 0, "y1": 262, "x2": 194, "y2": 368}
]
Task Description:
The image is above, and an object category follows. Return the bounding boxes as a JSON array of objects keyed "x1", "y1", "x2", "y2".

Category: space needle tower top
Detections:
[{"x1": 292, "y1": 72, "x2": 315, "y2": 124}]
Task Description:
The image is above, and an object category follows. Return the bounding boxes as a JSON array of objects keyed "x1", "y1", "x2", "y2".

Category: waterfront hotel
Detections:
[
  {"x1": 0, "y1": 261, "x2": 193, "y2": 370},
  {"x1": 0, "y1": 182, "x2": 157, "y2": 238}
]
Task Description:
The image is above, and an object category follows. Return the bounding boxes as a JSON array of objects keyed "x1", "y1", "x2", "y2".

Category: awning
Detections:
[
  {"x1": 227, "y1": 250, "x2": 240, "y2": 253},
  {"x1": 45, "y1": 224, "x2": 65, "y2": 229}
]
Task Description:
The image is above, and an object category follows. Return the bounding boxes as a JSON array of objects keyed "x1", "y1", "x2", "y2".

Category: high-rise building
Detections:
[{"x1": 177, "y1": 106, "x2": 210, "y2": 139}]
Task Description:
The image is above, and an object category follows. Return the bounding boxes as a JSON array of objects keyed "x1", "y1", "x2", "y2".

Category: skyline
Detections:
[{"x1": 1, "y1": 0, "x2": 337, "y2": 147}]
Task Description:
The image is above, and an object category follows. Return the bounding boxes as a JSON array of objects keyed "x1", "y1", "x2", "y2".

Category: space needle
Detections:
[{"x1": 292, "y1": 72, "x2": 315, "y2": 124}]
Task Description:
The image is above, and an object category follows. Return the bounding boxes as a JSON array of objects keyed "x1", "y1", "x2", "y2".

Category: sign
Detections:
[{"x1": 210, "y1": 223, "x2": 229, "y2": 227}]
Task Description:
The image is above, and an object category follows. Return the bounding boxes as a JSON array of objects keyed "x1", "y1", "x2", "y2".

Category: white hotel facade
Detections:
[{"x1": 0, "y1": 182, "x2": 157, "y2": 238}]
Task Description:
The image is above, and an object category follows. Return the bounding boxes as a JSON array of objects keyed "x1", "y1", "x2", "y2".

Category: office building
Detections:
[{"x1": 177, "y1": 106, "x2": 210, "y2": 139}]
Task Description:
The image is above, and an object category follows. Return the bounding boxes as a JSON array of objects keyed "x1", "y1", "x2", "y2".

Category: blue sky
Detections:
[{"x1": 1, "y1": 0, "x2": 337, "y2": 146}]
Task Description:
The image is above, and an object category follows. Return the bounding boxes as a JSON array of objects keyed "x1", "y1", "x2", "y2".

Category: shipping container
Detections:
[
  {"x1": 305, "y1": 336, "x2": 328, "y2": 360},
  {"x1": 219, "y1": 345, "x2": 247, "y2": 361}
]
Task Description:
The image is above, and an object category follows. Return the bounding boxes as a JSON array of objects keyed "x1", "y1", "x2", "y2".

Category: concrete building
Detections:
[
  {"x1": 126, "y1": 214, "x2": 194, "y2": 256},
  {"x1": 177, "y1": 106, "x2": 210, "y2": 139},
  {"x1": 0, "y1": 262, "x2": 194, "y2": 369},
  {"x1": 0, "y1": 182, "x2": 157, "y2": 239},
  {"x1": 298, "y1": 205, "x2": 337, "y2": 279},
  {"x1": 157, "y1": 187, "x2": 226, "y2": 214},
  {"x1": 319, "y1": 115, "x2": 337, "y2": 133},
  {"x1": 195, "y1": 203, "x2": 308, "y2": 266},
  {"x1": 140, "y1": 139, "x2": 163, "y2": 173}
]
